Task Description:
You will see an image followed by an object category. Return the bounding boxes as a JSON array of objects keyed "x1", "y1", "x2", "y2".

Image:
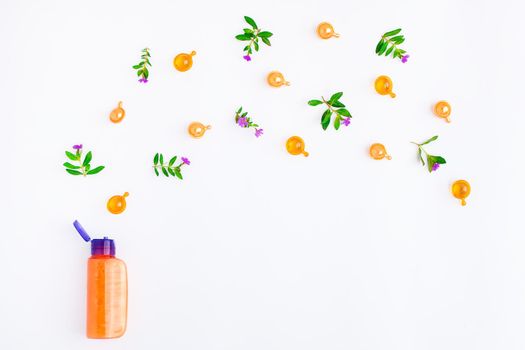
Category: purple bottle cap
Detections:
[
  {"x1": 73, "y1": 220, "x2": 115, "y2": 256},
  {"x1": 91, "y1": 237, "x2": 115, "y2": 256}
]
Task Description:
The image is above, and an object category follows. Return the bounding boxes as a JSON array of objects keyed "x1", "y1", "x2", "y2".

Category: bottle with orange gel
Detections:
[{"x1": 73, "y1": 220, "x2": 128, "y2": 339}]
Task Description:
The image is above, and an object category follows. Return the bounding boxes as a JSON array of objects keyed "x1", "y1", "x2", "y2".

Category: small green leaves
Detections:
[
  {"x1": 234, "y1": 107, "x2": 264, "y2": 137},
  {"x1": 63, "y1": 146, "x2": 104, "y2": 177},
  {"x1": 236, "y1": 16, "x2": 273, "y2": 60},
  {"x1": 133, "y1": 48, "x2": 151, "y2": 82},
  {"x1": 375, "y1": 29, "x2": 409, "y2": 62},
  {"x1": 152, "y1": 153, "x2": 189, "y2": 180},
  {"x1": 308, "y1": 92, "x2": 352, "y2": 131},
  {"x1": 412, "y1": 136, "x2": 446, "y2": 173}
]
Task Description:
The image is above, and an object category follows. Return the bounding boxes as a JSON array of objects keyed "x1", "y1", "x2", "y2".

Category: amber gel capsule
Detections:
[{"x1": 73, "y1": 221, "x2": 128, "y2": 339}]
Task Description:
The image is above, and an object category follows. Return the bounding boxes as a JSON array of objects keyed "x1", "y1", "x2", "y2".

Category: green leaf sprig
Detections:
[
  {"x1": 63, "y1": 144, "x2": 105, "y2": 176},
  {"x1": 411, "y1": 136, "x2": 447, "y2": 173},
  {"x1": 235, "y1": 107, "x2": 264, "y2": 137},
  {"x1": 133, "y1": 48, "x2": 151, "y2": 83},
  {"x1": 375, "y1": 28, "x2": 409, "y2": 63},
  {"x1": 153, "y1": 153, "x2": 190, "y2": 180},
  {"x1": 235, "y1": 16, "x2": 273, "y2": 61},
  {"x1": 308, "y1": 92, "x2": 352, "y2": 130}
]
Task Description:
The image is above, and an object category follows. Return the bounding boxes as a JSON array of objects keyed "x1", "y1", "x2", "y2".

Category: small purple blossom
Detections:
[
  {"x1": 401, "y1": 55, "x2": 410, "y2": 63},
  {"x1": 243, "y1": 55, "x2": 251, "y2": 62},
  {"x1": 181, "y1": 157, "x2": 191, "y2": 165},
  {"x1": 237, "y1": 117, "x2": 249, "y2": 128},
  {"x1": 432, "y1": 163, "x2": 440, "y2": 172},
  {"x1": 138, "y1": 78, "x2": 149, "y2": 83},
  {"x1": 73, "y1": 144, "x2": 83, "y2": 150},
  {"x1": 342, "y1": 117, "x2": 351, "y2": 126},
  {"x1": 254, "y1": 128, "x2": 264, "y2": 138}
]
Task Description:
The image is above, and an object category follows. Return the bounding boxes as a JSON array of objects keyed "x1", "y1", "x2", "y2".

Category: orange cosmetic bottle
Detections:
[{"x1": 74, "y1": 220, "x2": 128, "y2": 339}]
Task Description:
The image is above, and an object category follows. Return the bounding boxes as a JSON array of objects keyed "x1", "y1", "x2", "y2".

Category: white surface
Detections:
[{"x1": 1, "y1": 0, "x2": 524, "y2": 349}]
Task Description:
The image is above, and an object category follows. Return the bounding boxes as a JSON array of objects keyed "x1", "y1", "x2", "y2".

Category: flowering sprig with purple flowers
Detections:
[
  {"x1": 235, "y1": 106, "x2": 263, "y2": 137},
  {"x1": 63, "y1": 144, "x2": 105, "y2": 176},
  {"x1": 375, "y1": 28, "x2": 409, "y2": 63},
  {"x1": 308, "y1": 92, "x2": 352, "y2": 130},
  {"x1": 153, "y1": 153, "x2": 190, "y2": 180},
  {"x1": 235, "y1": 16, "x2": 273, "y2": 61},
  {"x1": 411, "y1": 136, "x2": 447, "y2": 173},
  {"x1": 133, "y1": 48, "x2": 151, "y2": 83}
]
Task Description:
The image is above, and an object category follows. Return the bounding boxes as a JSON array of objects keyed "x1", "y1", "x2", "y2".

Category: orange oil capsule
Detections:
[
  {"x1": 317, "y1": 22, "x2": 340, "y2": 39},
  {"x1": 109, "y1": 101, "x2": 125, "y2": 123},
  {"x1": 286, "y1": 136, "x2": 309, "y2": 157},
  {"x1": 267, "y1": 71, "x2": 290, "y2": 87},
  {"x1": 174, "y1": 51, "x2": 196, "y2": 72},
  {"x1": 188, "y1": 122, "x2": 211, "y2": 138},
  {"x1": 451, "y1": 180, "x2": 470, "y2": 206},
  {"x1": 434, "y1": 101, "x2": 452, "y2": 122},
  {"x1": 375, "y1": 76, "x2": 396, "y2": 98},
  {"x1": 369, "y1": 143, "x2": 391, "y2": 160},
  {"x1": 107, "y1": 192, "x2": 129, "y2": 214}
]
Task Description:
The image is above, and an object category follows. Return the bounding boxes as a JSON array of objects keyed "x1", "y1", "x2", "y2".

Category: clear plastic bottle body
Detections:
[{"x1": 87, "y1": 255, "x2": 127, "y2": 339}]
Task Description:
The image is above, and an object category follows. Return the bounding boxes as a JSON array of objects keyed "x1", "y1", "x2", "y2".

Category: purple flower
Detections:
[
  {"x1": 432, "y1": 163, "x2": 440, "y2": 172},
  {"x1": 254, "y1": 128, "x2": 264, "y2": 138},
  {"x1": 401, "y1": 54, "x2": 410, "y2": 63},
  {"x1": 72, "y1": 144, "x2": 82, "y2": 150},
  {"x1": 243, "y1": 55, "x2": 251, "y2": 62},
  {"x1": 181, "y1": 157, "x2": 190, "y2": 165},
  {"x1": 138, "y1": 78, "x2": 149, "y2": 83},
  {"x1": 237, "y1": 117, "x2": 249, "y2": 128},
  {"x1": 342, "y1": 117, "x2": 351, "y2": 126}
]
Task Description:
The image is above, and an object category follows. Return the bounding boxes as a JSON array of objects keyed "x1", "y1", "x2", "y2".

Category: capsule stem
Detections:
[
  {"x1": 461, "y1": 199, "x2": 466, "y2": 206},
  {"x1": 190, "y1": 51, "x2": 196, "y2": 56},
  {"x1": 386, "y1": 155, "x2": 392, "y2": 160},
  {"x1": 123, "y1": 192, "x2": 129, "y2": 198},
  {"x1": 206, "y1": 125, "x2": 212, "y2": 130},
  {"x1": 333, "y1": 33, "x2": 340, "y2": 38},
  {"x1": 302, "y1": 151, "x2": 309, "y2": 157},
  {"x1": 446, "y1": 117, "x2": 451, "y2": 123},
  {"x1": 118, "y1": 101, "x2": 123, "y2": 108},
  {"x1": 284, "y1": 81, "x2": 291, "y2": 86},
  {"x1": 389, "y1": 92, "x2": 396, "y2": 98}
]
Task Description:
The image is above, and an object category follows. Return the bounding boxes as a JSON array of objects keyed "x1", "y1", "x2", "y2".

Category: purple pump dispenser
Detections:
[{"x1": 73, "y1": 220, "x2": 115, "y2": 256}]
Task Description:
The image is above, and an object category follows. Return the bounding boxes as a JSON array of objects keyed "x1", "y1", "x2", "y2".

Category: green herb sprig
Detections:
[
  {"x1": 411, "y1": 136, "x2": 447, "y2": 173},
  {"x1": 235, "y1": 107, "x2": 264, "y2": 137},
  {"x1": 235, "y1": 16, "x2": 273, "y2": 61},
  {"x1": 63, "y1": 145, "x2": 105, "y2": 176},
  {"x1": 375, "y1": 28, "x2": 409, "y2": 62},
  {"x1": 308, "y1": 92, "x2": 352, "y2": 130},
  {"x1": 133, "y1": 48, "x2": 151, "y2": 83},
  {"x1": 153, "y1": 153, "x2": 190, "y2": 180}
]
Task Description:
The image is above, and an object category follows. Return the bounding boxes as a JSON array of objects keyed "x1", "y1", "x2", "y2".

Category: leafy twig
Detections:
[
  {"x1": 153, "y1": 153, "x2": 190, "y2": 179},
  {"x1": 63, "y1": 144, "x2": 105, "y2": 176},
  {"x1": 308, "y1": 92, "x2": 352, "y2": 130},
  {"x1": 133, "y1": 48, "x2": 152, "y2": 83},
  {"x1": 235, "y1": 107, "x2": 264, "y2": 137},
  {"x1": 411, "y1": 136, "x2": 446, "y2": 173},
  {"x1": 235, "y1": 16, "x2": 273, "y2": 61},
  {"x1": 375, "y1": 28, "x2": 409, "y2": 63}
]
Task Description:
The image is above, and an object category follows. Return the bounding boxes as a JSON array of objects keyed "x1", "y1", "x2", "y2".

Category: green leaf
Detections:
[
  {"x1": 375, "y1": 39, "x2": 385, "y2": 54},
  {"x1": 82, "y1": 151, "x2": 92, "y2": 166},
  {"x1": 321, "y1": 110, "x2": 332, "y2": 130},
  {"x1": 161, "y1": 167, "x2": 169, "y2": 177},
  {"x1": 169, "y1": 156, "x2": 177, "y2": 166},
  {"x1": 174, "y1": 168, "x2": 183, "y2": 180},
  {"x1": 418, "y1": 148, "x2": 425, "y2": 165},
  {"x1": 63, "y1": 162, "x2": 80, "y2": 169},
  {"x1": 337, "y1": 108, "x2": 350, "y2": 117},
  {"x1": 378, "y1": 41, "x2": 389, "y2": 55},
  {"x1": 244, "y1": 16, "x2": 257, "y2": 29},
  {"x1": 65, "y1": 151, "x2": 78, "y2": 161},
  {"x1": 329, "y1": 92, "x2": 343, "y2": 104},
  {"x1": 243, "y1": 28, "x2": 253, "y2": 34},
  {"x1": 261, "y1": 37, "x2": 271, "y2": 46},
  {"x1": 258, "y1": 31, "x2": 272, "y2": 38},
  {"x1": 86, "y1": 166, "x2": 104, "y2": 175},
  {"x1": 85, "y1": 164, "x2": 91, "y2": 172},
  {"x1": 427, "y1": 156, "x2": 436, "y2": 173},
  {"x1": 334, "y1": 115, "x2": 341, "y2": 130},
  {"x1": 308, "y1": 99, "x2": 323, "y2": 106},
  {"x1": 384, "y1": 28, "x2": 402, "y2": 37},
  {"x1": 143, "y1": 68, "x2": 149, "y2": 79},
  {"x1": 434, "y1": 156, "x2": 447, "y2": 164},
  {"x1": 331, "y1": 101, "x2": 345, "y2": 108},
  {"x1": 154, "y1": 168, "x2": 159, "y2": 176},
  {"x1": 132, "y1": 64, "x2": 142, "y2": 69},
  {"x1": 168, "y1": 167, "x2": 176, "y2": 176},
  {"x1": 254, "y1": 41, "x2": 259, "y2": 51},
  {"x1": 421, "y1": 135, "x2": 438, "y2": 145},
  {"x1": 235, "y1": 34, "x2": 251, "y2": 41},
  {"x1": 66, "y1": 169, "x2": 82, "y2": 175},
  {"x1": 154, "y1": 153, "x2": 159, "y2": 165},
  {"x1": 385, "y1": 46, "x2": 394, "y2": 56},
  {"x1": 159, "y1": 154, "x2": 164, "y2": 164}
]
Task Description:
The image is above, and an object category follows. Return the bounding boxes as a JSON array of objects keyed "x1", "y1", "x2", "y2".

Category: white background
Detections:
[{"x1": 1, "y1": 0, "x2": 524, "y2": 349}]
